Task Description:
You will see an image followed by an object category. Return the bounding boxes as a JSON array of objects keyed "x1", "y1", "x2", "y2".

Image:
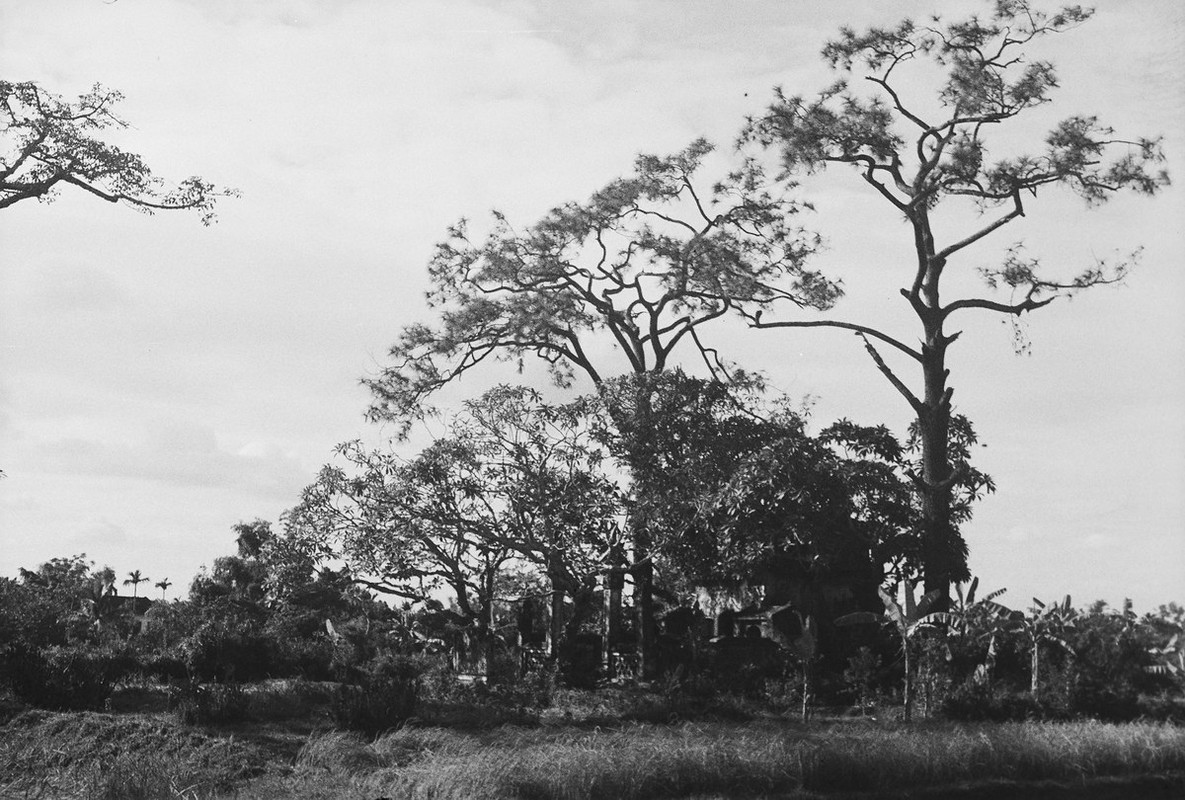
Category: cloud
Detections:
[
  {"x1": 32, "y1": 419, "x2": 309, "y2": 499},
  {"x1": 1004, "y1": 526, "x2": 1032, "y2": 544},
  {"x1": 0, "y1": 489, "x2": 38, "y2": 513},
  {"x1": 68, "y1": 517, "x2": 129, "y2": 549},
  {"x1": 24, "y1": 263, "x2": 132, "y2": 315}
]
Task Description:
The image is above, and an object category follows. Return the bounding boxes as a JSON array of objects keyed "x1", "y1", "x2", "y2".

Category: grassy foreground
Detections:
[{"x1": 2, "y1": 710, "x2": 1184, "y2": 799}]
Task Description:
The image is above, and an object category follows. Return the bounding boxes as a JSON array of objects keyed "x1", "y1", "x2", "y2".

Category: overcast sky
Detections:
[{"x1": 1, "y1": 0, "x2": 1182, "y2": 610}]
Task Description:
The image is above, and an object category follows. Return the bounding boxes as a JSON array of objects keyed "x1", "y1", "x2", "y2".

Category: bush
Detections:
[
  {"x1": 273, "y1": 634, "x2": 335, "y2": 681},
  {"x1": 841, "y1": 646, "x2": 884, "y2": 712},
  {"x1": 173, "y1": 681, "x2": 250, "y2": 725},
  {"x1": 242, "y1": 679, "x2": 341, "y2": 721},
  {"x1": 3, "y1": 645, "x2": 135, "y2": 711},
  {"x1": 941, "y1": 683, "x2": 1069, "y2": 722},
  {"x1": 333, "y1": 653, "x2": 423, "y2": 734},
  {"x1": 182, "y1": 620, "x2": 275, "y2": 683},
  {"x1": 404, "y1": 657, "x2": 558, "y2": 728},
  {"x1": 136, "y1": 653, "x2": 188, "y2": 684},
  {"x1": 1135, "y1": 692, "x2": 1185, "y2": 723}
]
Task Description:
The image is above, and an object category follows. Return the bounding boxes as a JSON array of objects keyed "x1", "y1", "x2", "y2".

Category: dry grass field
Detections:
[{"x1": 2, "y1": 692, "x2": 1183, "y2": 799}]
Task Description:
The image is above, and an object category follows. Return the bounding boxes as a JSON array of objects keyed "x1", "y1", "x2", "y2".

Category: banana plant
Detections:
[
  {"x1": 951, "y1": 578, "x2": 1009, "y2": 624},
  {"x1": 950, "y1": 577, "x2": 1011, "y2": 685},
  {"x1": 1013, "y1": 595, "x2": 1077, "y2": 699},
  {"x1": 839, "y1": 579, "x2": 954, "y2": 722},
  {"x1": 1147, "y1": 633, "x2": 1185, "y2": 679}
]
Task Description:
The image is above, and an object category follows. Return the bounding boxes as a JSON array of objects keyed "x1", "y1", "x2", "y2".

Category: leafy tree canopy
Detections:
[
  {"x1": 365, "y1": 140, "x2": 838, "y2": 437},
  {"x1": 1, "y1": 80, "x2": 235, "y2": 223},
  {"x1": 283, "y1": 386, "x2": 623, "y2": 632}
]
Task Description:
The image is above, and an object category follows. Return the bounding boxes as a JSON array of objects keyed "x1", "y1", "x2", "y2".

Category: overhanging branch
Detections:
[{"x1": 747, "y1": 311, "x2": 923, "y2": 362}]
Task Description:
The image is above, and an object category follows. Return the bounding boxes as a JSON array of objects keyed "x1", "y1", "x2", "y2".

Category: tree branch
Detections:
[
  {"x1": 943, "y1": 294, "x2": 1055, "y2": 318},
  {"x1": 857, "y1": 333, "x2": 923, "y2": 413},
  {"x1": 747, "y1": 311, "x2": 923, "y2": 362},
  {"x1": 934, "y1": 189, "x2": 1025, "y2": 261}
]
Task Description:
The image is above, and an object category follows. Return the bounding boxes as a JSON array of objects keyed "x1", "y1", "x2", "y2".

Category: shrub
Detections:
[
  {"x1": 841, "y1": 646, "x2": 884, "y2": 712},
  {"x1": 136, "y1": 653, "x2": 188, "y2": 684},
  {"x1": 333, "y1": 653, "x2": 423, "y2": 734},
  {"x1": 242, "y1": 679, "x2": 341, "y2": 721},
  {"x1": 941, "y1": 683, "x2": 1069, "y2": 722},
  {"x1": 182, "y1": 620, "x2": 275, "y2": 683},
  {"x1": 173, "y1": 681, "x2": 250, "y2": 725},
  {"x1": 1135, "y1": 692, "x2": 1185, "y2": 723},
  {"x1": 273, "y1": 634, "x2": 335, "y2": 681},
  {"x1": 4, "y1": 645, "x2": 134, "y2": 711}
]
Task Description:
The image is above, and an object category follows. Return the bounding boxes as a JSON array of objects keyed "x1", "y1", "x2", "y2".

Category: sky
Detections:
[{"x1": 1, "y1": 0, "x2": 1182, "y2": 611}]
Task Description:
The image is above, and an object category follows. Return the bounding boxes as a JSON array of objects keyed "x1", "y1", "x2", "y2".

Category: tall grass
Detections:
[
  {"x1": 0, "y1": 710, "x2": 268, "y2": 799},
  {"x1": 4, "y1": 711, "x2": 1182, "y2": 799},
  {"x1": 270, "y1": 720, "x2": 1185, "y2": 800}
]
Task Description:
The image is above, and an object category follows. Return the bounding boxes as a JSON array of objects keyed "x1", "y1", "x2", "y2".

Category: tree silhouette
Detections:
[
  {"x1": 744, "y1": 1, "x2": 1168, "y2": 601},
  {"x1": 366, "y1": 141, "x2": 837, "y2": 677},
  {"x1": 155, "y1": 578, "x2": 172, "y2": 600},
  {"x1": 286, "y1": 386, "x2": 621, "y2": 646}
]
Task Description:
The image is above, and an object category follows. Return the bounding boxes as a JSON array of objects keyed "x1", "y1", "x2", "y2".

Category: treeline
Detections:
[
  {"x1": 1, "y1": 381, "x2": 1182, "y2": 728},
  {"x1": 1, "y1": 542, "x2": 1182, "y2": 727},
  {"x1": 2, "y1": 0, "x2": 1180, "y2": 734}
]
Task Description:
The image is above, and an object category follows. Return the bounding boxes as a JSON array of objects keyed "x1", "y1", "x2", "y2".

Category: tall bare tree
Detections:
[{"x1": 744, "y1": 1, "x2": 1168, "y2": 601}]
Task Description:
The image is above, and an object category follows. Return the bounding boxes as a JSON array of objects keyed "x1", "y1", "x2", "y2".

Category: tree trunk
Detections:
[
  {"x1": 476, "y1": 564, "x2": 497, "y2": 635},
  {"x1": 902, "y1": 636, "x2": 913, "y2": 723},
  {"x1": 914, "y1": 214, "x2": 958, "y2": 607},
  {"x1": 602, "y1": 567, "x2": 624, "y2": 677},
  {"x1": 1031, "y1": 640, "x2": 1041, "y2": 698},
  {"x1": 635, "y1": 559, "x2": 657, "y2": 680},
  {"x1": 547, "y1": 584, "x2": 564, "y2": 658},
  {"x1": 918, "y1": 337, "x2": 955, "y2": 605},
  {"x1": 608, "y1": 376, "x2": 661, "y2": 681}
]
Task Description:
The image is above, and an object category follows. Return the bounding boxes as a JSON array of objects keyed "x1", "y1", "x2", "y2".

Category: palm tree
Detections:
[
  {"x1": 155, "y1": 578, "x2": 172, "y2": 600},
  {"x1": 123, "y1": 570, "x2": 149, "y2": 599}
]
